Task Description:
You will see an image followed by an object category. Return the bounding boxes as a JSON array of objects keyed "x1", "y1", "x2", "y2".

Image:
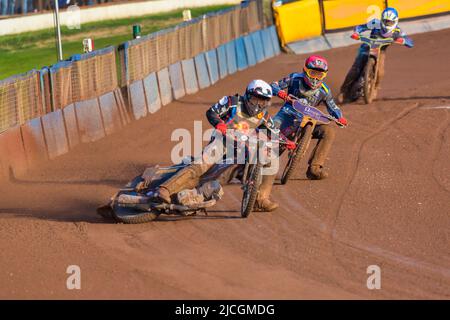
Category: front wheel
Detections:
[
  {"x1": 241, "y1": 163, "x2": 262, "y2": 218},
  {"x1": 280, "y1": 123, "x2": 314, "y2": 185},
  {"x1": 363, "y1": 57, "x2": 377, "y2": 104}
]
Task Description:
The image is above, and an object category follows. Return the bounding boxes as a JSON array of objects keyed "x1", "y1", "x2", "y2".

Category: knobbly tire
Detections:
[
  {"x1": 111, "y1": 196, "x2": 161, "y2": 224},
  {"x1": 281, "y1": 123, "x2": 314, "y2": 185},
  {"x1": 241, "y1": 163, "x2": 262, "y2": 218},
  {"x1": 363, "y1": 57, "x2": 377, "y2": 104},
  {"x1": 113, "y1": 211, "x2": 160, "y2": 224}
]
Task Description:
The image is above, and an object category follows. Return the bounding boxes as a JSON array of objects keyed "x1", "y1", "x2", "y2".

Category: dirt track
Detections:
[{"x1": 0, "y1": 29, "x2": 449, "y2": 299}]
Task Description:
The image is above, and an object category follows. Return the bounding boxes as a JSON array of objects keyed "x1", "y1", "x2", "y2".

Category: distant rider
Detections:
[
  {"x1": 155, "y1": 80, "x2": 296, "y2": 212},
  {"x1": 271, "y1": 55, "x2": 347, "y2": 179},
  {"x1": 338, "y1": 7, "x2": 414, "y2": 102}
]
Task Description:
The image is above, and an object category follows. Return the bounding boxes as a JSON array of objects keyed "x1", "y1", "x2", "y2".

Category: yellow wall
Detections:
[
  {"x1": 388, "y1": 0, "x2": 450, "y2": 19},
  {"x1": 323, "y1": 0, "x2": 386, "y2": 30},
  {"x1": 274, "y1": 0, "x2": 450, "y2": 45},
  {"x1": 273, "y1": 0, "x2": 323, "y2": 45}
]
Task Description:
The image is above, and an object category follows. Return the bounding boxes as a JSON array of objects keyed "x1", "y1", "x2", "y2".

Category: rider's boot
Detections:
[
  {"x1": 307, "y1": 125, "x2": 335, "y2": 180},
  {"x1": 254, "y1": 173, "x2": 279, "y2": 212},
  {"x1": 306, "y1": 165, "x2": 329, "y2": 180},
  {"x1": 155, "y1": 164, "x2": 205, "y2": 204}
]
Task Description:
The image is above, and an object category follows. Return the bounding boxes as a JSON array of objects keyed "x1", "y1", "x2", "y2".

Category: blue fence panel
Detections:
[
  {"x1": 225, "y1": 41, "x2": 237, "y2": 75},
  {"x1": 235, "y1": 37, "x2": 248, "y2": 71},
  {"x1": 216, "y1": 44, "x2": 228, "y2": 79},
  {"x1": 181, "y1": 59, "x2": 199, "y2": 94},
  {"x1": 251, "y1": 31, "x2": 265, "y2": 63},
  {"x1": 269, "y1": 25, "x2": 281, "y2": 55},
  {"x1": 194, "y1": 53, "x2": 211, "y2": 89},
  {"x1": 205, "y1": 49, "x2": 219, "y2": 85},
  {"x1": 169, "y1": 62, "x2": 186, "y2": 100},
  {"x1": 243, "y1": 34, "x2": 257, "y2": 67},
  {"x1": 261, "y1": 27, "x2": 275, "y2": 59}
]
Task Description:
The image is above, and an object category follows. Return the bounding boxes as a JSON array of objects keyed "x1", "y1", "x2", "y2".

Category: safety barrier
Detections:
[
  {"x1": 0, "y1": 70, "x2": 43, "y2": 133},
  {"x1": 120, "y1": 0, "x2": 265, "y2": 119},
  {"x1": 0, "y1": 0, "x2": 281, "y2": 181},
  {"x1": 273, "y1": 0, "x2": 450, "y2": 44},
  {"x1": 0, "y1": 47, "x2": 128, "y2": 178}
]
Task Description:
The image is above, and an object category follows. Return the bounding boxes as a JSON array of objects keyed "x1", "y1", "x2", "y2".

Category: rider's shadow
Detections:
[
  {"x1": 274, "y1": 177, "x2": 309, "y2": 185},
  {"x1": 154, "y1": 212, "x2": 243, "y2": 222}
]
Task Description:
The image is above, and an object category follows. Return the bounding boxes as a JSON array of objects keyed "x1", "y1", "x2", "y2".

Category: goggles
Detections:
[
  {"x1": 304, "y1": 67, "x2": 328, "y2": 80},
  {"x1": 382, "y1": 19, "x2": 396, "y2": 27}
]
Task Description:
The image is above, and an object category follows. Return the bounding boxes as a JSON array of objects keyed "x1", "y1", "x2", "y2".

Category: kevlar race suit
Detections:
[
  {"x1": 340, "y1": 20, "x2": 414, "y2": 100},
  {"x1": 271, "y1": 73, "x2": 343, "y2": 178},
  {"x1": 158, "y1": 94, "x2": 280, "y2": 211}
]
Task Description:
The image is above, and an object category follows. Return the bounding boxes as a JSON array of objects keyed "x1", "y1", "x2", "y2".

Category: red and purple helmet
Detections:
[{"x1": 303, "y1": 55, "x2": 329, "y2": 89}]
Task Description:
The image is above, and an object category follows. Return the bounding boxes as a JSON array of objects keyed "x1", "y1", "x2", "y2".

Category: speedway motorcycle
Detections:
[
  {"x1": 97, "y1": 158, "x2": 240, "y2": 224},
  {"x1": 351, "y1": 36, "x2": 395, "y2": 104},
  {"x1": 235, "y1": 129, "x2": 274, "y2": 218},
  {"x1": 214, "y1": 127, "x2": 285, "y2": 218},
  {"x1": 280, "y1": 97, "x2": 345, "y2": 185},
  {"x1": 97, "y1": 129, "x2": 280, "y2": 223}
]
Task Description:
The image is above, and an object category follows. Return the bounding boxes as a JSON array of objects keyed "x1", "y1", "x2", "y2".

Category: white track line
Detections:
[{"x1": 421, "y1": 106, "x2": 450, "y2": 109}]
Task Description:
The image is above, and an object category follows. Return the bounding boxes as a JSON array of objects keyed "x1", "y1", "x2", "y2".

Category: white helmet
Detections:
[
  {"x1": 381, "y1": 7, "x2": 399, "y2": 35},
  {"x1": 244, "y1": 79, "x2": 273, "y2": 116}
]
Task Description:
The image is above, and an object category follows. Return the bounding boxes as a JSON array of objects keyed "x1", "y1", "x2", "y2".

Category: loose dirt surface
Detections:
[{"x1": 1, "y1": 29, "x2": 449, "y2": 299}]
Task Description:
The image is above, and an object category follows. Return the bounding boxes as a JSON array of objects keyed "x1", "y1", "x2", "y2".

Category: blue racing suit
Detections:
[
  {"x1": 271, "y1": 73, "x2": 343, "y2": 171},
  {"x1": 340, "y1": 20, "x2": 414, "y2": 97}
]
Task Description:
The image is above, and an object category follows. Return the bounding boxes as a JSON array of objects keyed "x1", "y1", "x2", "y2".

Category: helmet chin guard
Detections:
[
  {"x1": 243, "y1": 79, "x2": 273, "y2": 116},
  {"x1": 303, "y1": 55, "x2": 328, "y2": 89},
  {"x1": 304, "y1": 76, "x2": 322, "y2": 90},
  {"x1": 381, "y1": 7, "x2": 399, "y2": 34}
]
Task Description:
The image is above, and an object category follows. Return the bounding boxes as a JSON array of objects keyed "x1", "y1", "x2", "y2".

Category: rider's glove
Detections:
[
  {"x1": 285, "y1": 139, "x2": 296, "y2": 150},
  {"x1": 394, "y1": 37, "x2": 406, "y2": 45},
  {"x1": 277, "y1": 90, "x2": 289, "y2": 101},
  {"x1": 215, "y1": 122, "x2": 228, "y2": 135},
  {"x1": 337, "y1": 117, "x2": 348, "y2": 126},
  {"x1": 350, "y1": 32, "x2": 360, "y2": 40}
]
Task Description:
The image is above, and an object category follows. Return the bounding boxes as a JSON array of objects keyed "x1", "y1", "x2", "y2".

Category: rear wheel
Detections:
[
  {"x1": 241, "y1": 163, "x2": 262, "y2": 218},
  {"x1": 112, "y1": 205, "x2": 160, "y2": 224},
  {"x1": 281, "y1": 123, "x2": 314, "y2": 185},
  {"x1": 363, "y1": 57, "x2": 377, "y2": 104},
  {"x1": 110, "y1": 192, "x2": 161, "y2": 224}
]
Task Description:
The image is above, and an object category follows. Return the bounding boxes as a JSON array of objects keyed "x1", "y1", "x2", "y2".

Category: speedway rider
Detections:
[
  {"x1": 271, "y1": 55, "x2": 347, "y2": 180},
  {"x1": 338, "y1": 7, "x2": 414, "y2": 102},
  {"x1": 154, "y1": 80, "x2": 296, "y2": 212}
]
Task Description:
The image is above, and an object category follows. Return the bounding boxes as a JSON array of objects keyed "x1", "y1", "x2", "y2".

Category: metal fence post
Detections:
[{"x1": 318, "y1": 0, "x2": 326, "y2": 35}]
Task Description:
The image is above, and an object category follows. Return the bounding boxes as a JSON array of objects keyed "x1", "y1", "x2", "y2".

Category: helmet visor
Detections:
[{"x1": 382, "y1": 19, "x2": 396, "y2": 27}]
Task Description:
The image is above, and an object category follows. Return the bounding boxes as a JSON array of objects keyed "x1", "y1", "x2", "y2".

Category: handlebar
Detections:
[
  {"x1": 287, "y1": 94, "x2": 347, "y2": 127},
  {"x1": 353, "y1": 35, "x2": 398, "y2": 49}
]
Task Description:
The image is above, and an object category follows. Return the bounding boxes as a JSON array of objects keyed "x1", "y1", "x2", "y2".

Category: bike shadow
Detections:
[
  {"x1": 376, "y1": 95, "x2": 450, "y2": 102},
  {"x1": 154, "y1": 212, "x2": 243, "y2": 222},
  {"x1": 274, "y1": 178, "x2": 309, "y2": 185}
]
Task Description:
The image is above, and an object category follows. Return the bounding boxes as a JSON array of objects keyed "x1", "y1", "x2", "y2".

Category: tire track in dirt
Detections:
[
  {"x1": 430, "y1": 109, "x2": 450, "y2": 194},
  {"x1": 325, "y1": 102, "x2": 421, "y2": 237}
]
